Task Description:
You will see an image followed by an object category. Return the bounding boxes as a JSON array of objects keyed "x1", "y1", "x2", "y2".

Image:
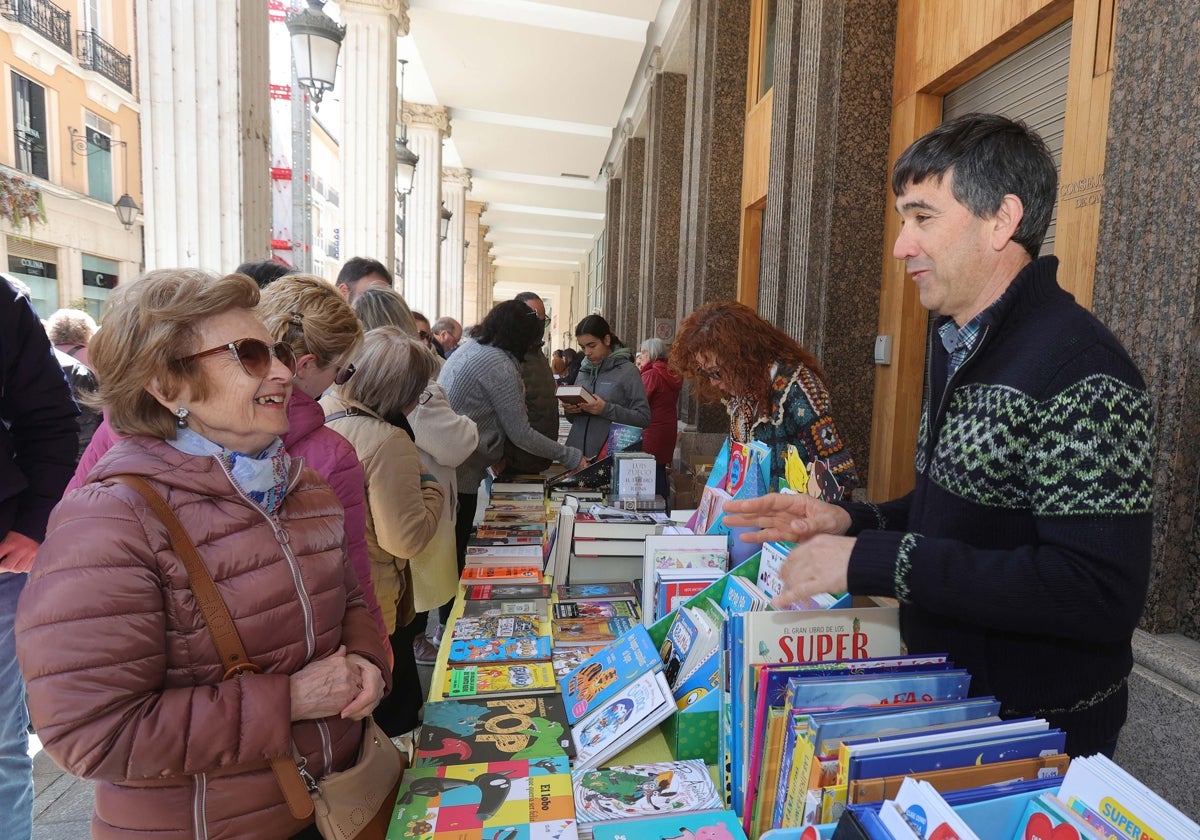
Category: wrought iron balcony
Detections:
[
  {"x1": 77, "y1": 29, "x2": 132, "y2": 93},
  {"x1": 1, "y1": 0, "x2": 72, "y2": 54}
]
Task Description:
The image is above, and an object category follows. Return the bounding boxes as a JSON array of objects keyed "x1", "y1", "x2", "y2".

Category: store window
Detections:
[
  {"x1": 12, "y1": 73, "x2": 49, "y2": 180},
  {"x1": 758, "y1": 0, "x2": 777, "y2": 100},
  {"x1": 81, "y1": 254, "x2": 119, "y2": 321},
  {"x1": 84, "y1": 111, "x2": 114, "y2": 203},
  {"x1": 6, "y1": 237, "x2": 59, "y2": 318}
]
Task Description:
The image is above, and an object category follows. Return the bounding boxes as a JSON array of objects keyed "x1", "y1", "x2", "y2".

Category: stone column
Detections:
[
  {"x1": 602, "y1": 173, "x2": 622, "y2": 315},
  {"x1": 638, "y1": 71, "x2": 688, "y2": 345},
  {"x1": 338, "y1": 0, "x2": 405, "y2": 271},
  {"x1": 1095, "y1": 0, "x2": 1200, "y2": 639},
  {"x1": 754, "y1": 0, "x2": 895, "y2": 488},
  {"x1": 439, "y1": 167, "x2": 471, "y2": 320},
  {"x1": 403, "y1": 103, "x2": 450, "y2": 316},
  {"x1": 461, "y1": 200, "x2": 484, "y2": 327},
  {"x1": 137, "y1": 0, "x2": 270, "y2": 269},
  {"x1": 676, "y1": 0, "x2": 750, "y2": 432},
  {"x1": 614, "y1": 136, "x2": 645, "y2": 342}
]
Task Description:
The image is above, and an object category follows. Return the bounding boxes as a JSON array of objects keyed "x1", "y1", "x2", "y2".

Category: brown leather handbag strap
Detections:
[{"x1": 111, "y1": 474, "x2": 315, "y2": 821}]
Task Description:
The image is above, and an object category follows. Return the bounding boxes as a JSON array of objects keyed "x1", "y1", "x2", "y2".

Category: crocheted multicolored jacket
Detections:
[
  {"x1": 736, "y1": 361, "x2": 859, "y2": 495},
  {"x1": 841, "y1": 256, "x2": 1154, "y2": 757}
]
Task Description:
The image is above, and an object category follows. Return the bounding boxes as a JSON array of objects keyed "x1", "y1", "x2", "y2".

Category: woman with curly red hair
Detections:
[{"x1": 669, "y1": 300, "x2": 858, "y2": 495}]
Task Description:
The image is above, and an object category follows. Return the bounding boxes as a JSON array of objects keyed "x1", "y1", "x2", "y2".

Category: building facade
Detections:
[{"x1": 0, "y1": 0, "x2": 141, "y2": 319}]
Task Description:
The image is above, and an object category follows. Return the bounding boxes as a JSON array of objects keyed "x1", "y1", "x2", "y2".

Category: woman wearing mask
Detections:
[
  {"x1": 17, "y1": 270, "x2": 388, "y2": 839},
  {"x1": 564, "y1": 314, "x2": 650, "y2": 459}
]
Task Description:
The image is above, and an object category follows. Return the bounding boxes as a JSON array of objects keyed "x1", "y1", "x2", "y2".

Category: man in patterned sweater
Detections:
[{"x1": 725, "y1": 113, "x2": 1154, "y2": 758}]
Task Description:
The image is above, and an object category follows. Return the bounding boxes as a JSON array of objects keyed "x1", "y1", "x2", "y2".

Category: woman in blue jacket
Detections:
[{"x1": 564, "y1": 315, "x2": 650, "y2": 458}]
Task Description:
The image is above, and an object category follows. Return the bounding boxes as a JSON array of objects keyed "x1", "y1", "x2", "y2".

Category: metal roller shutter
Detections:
[{"x1": 942, "y1": 20, "x2": 1071, "y2": 256}]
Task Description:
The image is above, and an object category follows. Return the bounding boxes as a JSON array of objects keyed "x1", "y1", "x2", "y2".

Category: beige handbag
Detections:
[
  {"x1": 113, "y1": 475, "x2": 405, "y2": 840},
  {"x1": 308, "y1": 717, "x2": 406, "y2": 840}
]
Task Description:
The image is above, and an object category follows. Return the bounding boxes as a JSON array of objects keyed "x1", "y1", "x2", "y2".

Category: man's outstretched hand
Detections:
[{"x1": 722, "y1": 492, "x2": 852, "y2": 545}]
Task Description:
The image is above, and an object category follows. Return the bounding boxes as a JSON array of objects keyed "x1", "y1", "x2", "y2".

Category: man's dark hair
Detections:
[
  {"x1": 575, "y1": 313, "x2": 623, "y2": 349},
  {"x1": 336, "y1": 256, "x2": 392, "y2": 289},
  {"x1": 891, "y1": 112, "x2": 1058, "y2": 259},
  {"x1": 472, "y1": 299, "x2": 544, "y2": 359},
  {"x1": 514, "y1": 291, "x2": 542, "y2": 305},
  {"x1": 235, "y1": 260, "x2": 293, "y2": 289}
]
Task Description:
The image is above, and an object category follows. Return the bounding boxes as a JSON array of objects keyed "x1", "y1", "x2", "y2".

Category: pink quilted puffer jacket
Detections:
[{"x1": 17, "y1": 435, "x2": 391, "y2": 839}]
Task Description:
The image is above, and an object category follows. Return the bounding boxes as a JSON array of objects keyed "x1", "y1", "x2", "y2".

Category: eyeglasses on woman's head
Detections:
[{"x1": 179, "y1": 338, "x2": 297, "y2": 379}]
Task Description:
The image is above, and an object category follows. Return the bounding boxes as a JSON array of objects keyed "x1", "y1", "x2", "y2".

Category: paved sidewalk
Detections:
[{"x1": 32, "y1": 663, "x2": 435, "y2": 837}]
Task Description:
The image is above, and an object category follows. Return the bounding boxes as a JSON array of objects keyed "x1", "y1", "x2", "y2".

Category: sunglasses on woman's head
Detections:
[
  {"x1": 334, "y1": 363, "x2": 356, "y2": 385},
  {"x1": 697, "y1": 365, "x2": 723, "y2": 381},
  {"x1": 179, "y1": 338, "x2": 298, "y2": 378}
]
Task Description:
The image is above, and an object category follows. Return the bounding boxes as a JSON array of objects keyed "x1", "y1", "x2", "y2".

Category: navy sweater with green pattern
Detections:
[{"x1": 841, "y1": 256, "x2": 1154, "y2": 757}]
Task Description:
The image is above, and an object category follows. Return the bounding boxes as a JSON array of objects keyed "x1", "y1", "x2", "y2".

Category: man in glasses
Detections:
[
  {"x1": 431, "y1": 316, "x2": 463, "y2": 357},
  {"x1": 0, "y1": 275, "x2": 79, "y2": 840},
  {"x1": 335, "y1": 256, "x2": 393, "y2": 304},
  {"x1": 501, "y1": 292, "x2": 559, "y2": 476}
]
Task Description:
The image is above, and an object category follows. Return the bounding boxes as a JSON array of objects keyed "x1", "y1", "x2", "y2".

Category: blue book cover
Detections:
[
  {"x1": 783, "y1": 669, "x2": 972, "y2": 712},
  {"x1": 847, "y1": 728, "x2": 1067, "y2": 783},
  {"x1": 719, "y1": 574, "x2": 768, "y2": 615},
  {"x1": 447, "y1": 636, "x2": 554, "y2": 664},
  {"x1": 591, "y1": 809, "x2": 749, "y2": 840},
  {"x1": 671, "y1": 648, "x2": 720, "y2": 712},
  {"x1": 772, "y1": 710, "x2": 812, "y2": 829},
  {"x1": 560, "y1": 624, "x2": 662, "y2": 724},
  {"x1": 810, "y1": 697, "x2": 1002, "y2": 757}
]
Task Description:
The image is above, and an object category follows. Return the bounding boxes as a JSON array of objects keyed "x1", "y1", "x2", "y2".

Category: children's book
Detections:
[
  {"x1": 417, "y1": 693, "x2": 575, "y2": 765},
  {"x1": 570, "y1": 669, "x2": 675, "y2": 770},
  {"x1": 557, "y1": 581, "x2": 639, "y2": 602},
  {"x1": 589, "y1": 809, "x2": 748, "y2": 840},
  {"x1": 551, "y1": 644, "x2": 608, "y2": 679},
  {"x1": 461, "y1": 598, "x2": 551, "y2": 619},
  {"x1": 728, "y1": 605, "x2": 902, "y2": 818},
  {"x1": 553, "y1": 600, "x2": 639, "y2": 620},
  {"x1": 464, "y1": 582, "x2": 553, "y2": 600},
  {"x1": 460, "y1": 564, "x2": 544, "y2": 582},
  {"x1": 640, "y1": 533, "x2": 728, "y2": 625},
  {"x1": 571, "y1": 760, "x2": 722, "y2": 825},
  {"x1": 465, "y1": 543, "x2": 545, "y2": 561},
  {"x1": 447, "y1": 636, "x2": 554, "y2": 665},
  {"x1": 386, "y1": 757, "x2": 577, "y2": 840},
  {"x1": 451, "y1": 614, "x2": 546, "y2": 643},
  {"x1": 653, "y1": 569, "x2": 724, "y2": 623},
  {"x1": 560, "y1": 624, "x2": 663, "y2": 724},
  {"x1": 847, "y1": 753, "x2": 1070, "y2": 806},
  {"x1": 443, "y1": 662, "x2": 559, "y2": 698},
  {"x1": 1056, "y1": 753, "x2": 1200, "y2": 840},
  {"x1": 553, "y1": 615, "x2": 636, "y2": 647}
]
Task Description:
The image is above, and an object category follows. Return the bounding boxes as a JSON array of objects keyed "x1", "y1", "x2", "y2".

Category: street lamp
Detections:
[
  {"x1": 114, "y1": 193, "x2": 139, "y2": 230},
  {"x1": 286, "y1": 0, "x2": 346, "y2": 107},
  {"x1": 395, "y1": 59, "x2": 419, "y2": 195},
  {"x1": 440, "y1": 203, "x2": 452, "y2": 242}
]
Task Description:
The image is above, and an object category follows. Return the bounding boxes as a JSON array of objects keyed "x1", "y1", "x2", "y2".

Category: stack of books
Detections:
[
  {"x1": 569, "y1": 506, "x2": 666, "y2": 584},
  {"x1": 639, "y1": 533, "x2": 730, "y2": 625},
  {"x1": 462, "y1": 479, "x2": 550, "y2": 583},
  {"x1": 441, "y1": 585, "x2": 558, "y2": 699}
]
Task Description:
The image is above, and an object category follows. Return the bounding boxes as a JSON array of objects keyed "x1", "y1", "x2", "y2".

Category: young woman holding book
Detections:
[
  {"x1": 670, "y1": 300, "x2": 858, "y2": 495},
  {"x1": 565, "y1": 314, "x2": 651, "y2": 459}
]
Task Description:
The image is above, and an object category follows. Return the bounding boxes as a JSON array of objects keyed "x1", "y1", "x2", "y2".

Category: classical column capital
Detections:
[
  {"x1": 403, "y1": 103, "x2": 451, "y2": 136},
  {"x1": 442, "y1": 167, "x2": 473, "y2": 191},
  {"x1": 339, "y1": 0, "x2": 410, "y2": 31}
]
